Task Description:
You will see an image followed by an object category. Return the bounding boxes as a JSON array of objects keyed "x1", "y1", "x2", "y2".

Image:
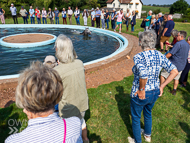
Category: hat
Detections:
[
  {"x1": 21, "y1": 6, "x2": 24, "y2": 9},
  {"x1": 96, "y1": 7, "x2": 99, "y2": 9},
  {"x1": 43, "y1": 55, "x2": 58, "y2": 68},
  {"x1": 11, "y1": 3, "x2": 14, "y2": 5},
  {"x1": 91, "y1": 8, "x2": 94, "y2": 10}
]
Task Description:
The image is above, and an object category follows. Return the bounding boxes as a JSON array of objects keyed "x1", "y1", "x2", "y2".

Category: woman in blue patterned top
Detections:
[
  {"x1": 5, "y1": 61, "x2": 83, "y2": 143},
  {"x1": 128, "y1": 31, "x2": 178, "y2": 143}
]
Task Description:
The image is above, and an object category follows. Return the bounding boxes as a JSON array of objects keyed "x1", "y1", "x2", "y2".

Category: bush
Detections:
[
  {"x1": 173, "y1": 18, "x2": 190, "y2": 23},
  {"x1": 153, "y1": 9, "x2": 161, "y2": 14}
]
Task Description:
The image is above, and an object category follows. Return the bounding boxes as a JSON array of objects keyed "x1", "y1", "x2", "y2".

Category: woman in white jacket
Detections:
[{"x1": 82, "y1": 9, "x2": 88, "y2": 26}]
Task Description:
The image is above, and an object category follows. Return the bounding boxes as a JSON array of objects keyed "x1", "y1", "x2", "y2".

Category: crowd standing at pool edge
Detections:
[{"x1": 2, "y1": 3, "x2": 190, "y2": 143}]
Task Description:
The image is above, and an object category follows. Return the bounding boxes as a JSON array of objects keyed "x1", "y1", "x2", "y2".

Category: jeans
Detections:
[
  {"x1": 180, "y1": 60, "x2": 190, "y2": 83},
  {"x1": 106, "y1": 19, "x2": 109, "y2": 29},
  {"x1": 30, "y1": 17, "x2": 35, "y2": 24},
  {"x1": 12, "y1": 15, "x2": 18, "y2": 24},
  {"x1": 111, "y1": 20, "x2": 115, "y2": 29},
  {"x1": 96, "y1": 17, "x2": 100, "y2": 28},
  {"x1": 55, "y1": 17, "x2": 59, "y2": 24},
  {"x1": 42, "y1": 17, "x2": 47, "y2": 24},
  {"x1": 75, "y1": 16, "x2": 80, "y2": 25},
  {"x1": 131, "y1": 24, "x2": 134, "y2": 32},
  {"x1": 22, "y1": 16, "x2": 28, "y2": 24},
  {"x1": 91, "y1": 20, "x2": 94, "y2": 27},
  {"x1": 63, "y1": 18, "x2": 67, "y2": 24},
  {"x1": 37, "y1": 18, "x2": 41, "y2": 24},
  {"x1": 101, "y1": 19, "x2": 105, "y2": 29},
  {"x1": 130, "y1": 89, "x2": 160, "y2": 143}
]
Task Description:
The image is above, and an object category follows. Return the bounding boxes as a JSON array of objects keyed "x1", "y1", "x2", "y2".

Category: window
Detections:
[
  {"x1": 135, "y1": 4, "x2": 138, "y2": 9},
  {"x1": 119, "y1": 4, "x2": 120, "y2": 7},
  {"x1": 113, "y1": 3, "x2": 115, "y2": 7},
  {"x1": 129, "y1": 4, "x2": 132, "y2": 8}
]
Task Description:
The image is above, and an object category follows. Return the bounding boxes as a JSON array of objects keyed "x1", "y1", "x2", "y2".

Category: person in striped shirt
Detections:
[{"x1": 5, "y1": 61, "x2": 83, "y2": 143}]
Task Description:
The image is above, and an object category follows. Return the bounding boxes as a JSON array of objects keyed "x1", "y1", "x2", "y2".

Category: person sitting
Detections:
[
  {"x1": 54, "y1": 34, "x2": 89, "y2": 143},
  {"x1": 127, "y1": 30, "x2": 178, "y2": 143},
  {"x1": 165, "y1": 29, "x2": 178, "y2": 48},
  {"x1": 43, "y1": 55, "x2": 58, "y2": 68},
  {"x1": 160, "y1": 31, "x2": 189, "y2": 95},
  {"x1": 5, "y1": 61, "x2": 83, "y2": 143}
]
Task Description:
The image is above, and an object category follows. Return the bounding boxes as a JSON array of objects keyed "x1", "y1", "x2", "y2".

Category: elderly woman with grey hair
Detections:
[
  {"x1": 128, "y1": 31, "x2": 178, "y2": 143},
  {"x1": 54, "y1": 34, "x2": 89, "y2": 143},
  {"x1": 5, "y1": 61, "x2": 83, "y2": 143}
]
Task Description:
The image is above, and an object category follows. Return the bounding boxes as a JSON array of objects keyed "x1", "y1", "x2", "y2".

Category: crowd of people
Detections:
[
  {"x1": 1, "y1": 4, "x2": 138, "y2": 33},
  {"x1": 2, "y1": 4, "x2": 190, "y2": 143}
]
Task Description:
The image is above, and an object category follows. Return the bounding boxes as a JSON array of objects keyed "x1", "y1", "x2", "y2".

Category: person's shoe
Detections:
[
  {"x1": 141, "y1": 128, "x2": 144, "y2": 135},
  {"x1": 160, "y1": 49, "x2": 163, "y2": 52},
  {"x1": 144, "y1": 136, "x2": 151, "y2": 142},
  {"x1": 119, "y1": 30, "x2": 121, "y2": 34},
  {"x1": 170, "y1": 90, "x2": 177, "y2": 95},
  {"x1": 165, "y1": 50, "x2": 168, "y2": 52},
  {"x1": 114, "y1": 29, "x2": 116, "y2": 32},
  {"x1": 127, "y1": 137, "x2": 135, "y2": 143},
  {"x1": 83, "y1": 140, "x2": 89, "y2": 143},
  {"x1": 104, "y1": 28, "x2": 105, "y2": 30},
  {"x1": 180, "y1": 84, "x2": 186, "y2": 87}
]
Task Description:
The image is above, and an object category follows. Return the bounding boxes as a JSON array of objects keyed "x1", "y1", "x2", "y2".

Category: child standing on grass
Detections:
[{"x1": 114, "y1": 9, "x2": 125, "y2": 34}]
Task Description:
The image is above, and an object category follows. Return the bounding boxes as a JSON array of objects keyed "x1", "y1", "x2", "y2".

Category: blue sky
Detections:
[{"x1": 142, "y1": 0, "x2": 190, "y2": 5}]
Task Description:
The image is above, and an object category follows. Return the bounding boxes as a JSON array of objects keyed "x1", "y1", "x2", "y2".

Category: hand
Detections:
[
  {"x1": 135, "y1": 90, "x2": 145, "y2": 100},
  {"x1": 132, "y1": 22, "x2": 133, "y2": 24},
  {"x1": 162, "y1": 33, "x2": 164, "y2": 37},
  {"x1": 159, "y1": 85, "x2": 164, "y2": 97}
]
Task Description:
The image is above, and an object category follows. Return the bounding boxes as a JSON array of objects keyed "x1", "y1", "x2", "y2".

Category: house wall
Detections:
[{"x1": 107, "y1": 0, "x2": 142, "y2": 18}]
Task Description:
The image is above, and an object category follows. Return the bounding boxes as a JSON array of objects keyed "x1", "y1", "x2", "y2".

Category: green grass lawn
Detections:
[
  {"x1": 142, "y1": 5, "x2": 170, "y2": 14},
  {"x1": 0, "y1": 15, "x2": 190, "y2": 143}
]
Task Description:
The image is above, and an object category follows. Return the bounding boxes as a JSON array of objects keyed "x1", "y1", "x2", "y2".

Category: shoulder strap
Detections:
[{"x1": 63, "y1": 119, "x2": 66, "y2": 143}]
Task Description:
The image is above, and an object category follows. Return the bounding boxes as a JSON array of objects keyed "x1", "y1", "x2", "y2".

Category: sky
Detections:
[{"x1": 142, "y1": 0, "x2": 190, "y2": 5}]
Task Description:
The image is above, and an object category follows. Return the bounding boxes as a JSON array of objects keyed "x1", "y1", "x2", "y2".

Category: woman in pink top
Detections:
[{"x1": 114, "y1": 9, "x2": 125, "y2": 33}]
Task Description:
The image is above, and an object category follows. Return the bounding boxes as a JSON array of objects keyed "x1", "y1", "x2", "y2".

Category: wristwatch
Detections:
[{"x1": 139, "y1": 88, "x2": 145, "y2": 91}]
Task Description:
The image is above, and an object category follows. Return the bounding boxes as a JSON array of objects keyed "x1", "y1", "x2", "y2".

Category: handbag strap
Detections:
[{"x1": 63, "y1": 119, "x2": 66, "y2": 143}]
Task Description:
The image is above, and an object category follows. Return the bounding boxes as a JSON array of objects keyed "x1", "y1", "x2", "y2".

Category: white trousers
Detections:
[{"x1": 83, "y1": 17, "x2": 87, "y2": 26}]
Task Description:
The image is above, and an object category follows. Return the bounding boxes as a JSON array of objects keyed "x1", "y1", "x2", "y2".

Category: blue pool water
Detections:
[{"x1": 0, "y1": 28, "x2": 120, "y2": 76}]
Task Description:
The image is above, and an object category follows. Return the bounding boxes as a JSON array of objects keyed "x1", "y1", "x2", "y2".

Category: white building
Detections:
[{"x1": 106, "y1": 0, "x2": 143, "y2": 18}]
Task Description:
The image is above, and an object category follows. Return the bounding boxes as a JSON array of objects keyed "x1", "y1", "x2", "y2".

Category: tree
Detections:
[
  {"x1": 169, "y1": 0, "x2": 189, "y2": 14},
  {"x1": 153, "y1": 9, "x2": 161, "y2": 14},
  {"x1": 98, "y1": 0, "x2": 107, "y2": 7}
]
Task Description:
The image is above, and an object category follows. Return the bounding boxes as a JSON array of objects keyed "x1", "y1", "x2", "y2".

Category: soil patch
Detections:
[{"x1": 3, "y1": 34, "x2": 54, "y2": 43}]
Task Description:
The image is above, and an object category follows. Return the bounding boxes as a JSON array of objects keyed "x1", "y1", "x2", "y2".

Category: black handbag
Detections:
[{"x1": 141, "y1": 19, "x2": 145, "y2": 28}]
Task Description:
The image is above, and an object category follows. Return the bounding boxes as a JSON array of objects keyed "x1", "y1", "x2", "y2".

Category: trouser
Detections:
[
  {"x1": 63, "y1": 18, "x2": 67, "y2": 24},
  {"x1": 22, "y1": 16, "x2": 28, "y2": 24},
  {"x1": 42, "y1": 17, "x2": 47, "y2": 24},
  {"x1": 101, "y1": 19, "x2": 105, "y2": 29},
  {"x1": 0, "y1": 14, "x2": 5, "y2": 24},
  {"x1": 180, "y1": 60, "x2": 190, "y2": 83},
  {"x1": 96, "y1": 17, "x2": 100, "y2": 28},
  {"x1": 131, "y1": 24, "x2": 134, "y2": 32},
  {"x1": 68, "y1": 16, "x2": 72, "y2": 25},
  {"x1": 91, "y1": 20, "x2": 94, "y2": 27},
  {"x1": 55, "y1": 17, "x2": 59, "y2": 24},
  {"x1": 75, "y1": 16, "x2": 80, "y2": 25},
  {"x1": 83, "y1": 17, "x2": 87, "y2": 26},
  {"x1": 106, "y1": 19, "x2": 109, "y2": 29},
  {"x1": 111, "y1": 20, "x2": 115, "y2": 29},
  {"x1": 37, "y1": 18, "x2": 41, "y2": 24},
  {"x1": 30, "y1": 17, "x2": 35, "y2": 24},
  {"x1": 130, "y1": 89, "x2": 160, "y2": 143},
  {"x1": 12, "y1": 15, "x2": 18, "y2": 24},
  {"x1": 50, "y1": 18, "x2": 54, "y2": 24}
]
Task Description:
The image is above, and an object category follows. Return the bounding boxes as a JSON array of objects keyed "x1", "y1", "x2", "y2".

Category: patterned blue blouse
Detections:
[{"x1": 131, "y1": 50, "x2": 176, "y2": 97}]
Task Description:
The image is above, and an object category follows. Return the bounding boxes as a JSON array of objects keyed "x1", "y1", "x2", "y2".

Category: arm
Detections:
[
  {"x1": 135, "y1": 78, "x2": 148, "y2": 99},
  {"x1": 159, "y1": 69, "x2": 178, "y2": 96},
  {"x1": 166, "y1": 53, "x2": 172, "y2": 58},
  {"x1": 162, "y1": 28, "x2": 168, "y2": 36},
  {"x1": 2, "y1": 9, "x2": 5, "y2": 15}
]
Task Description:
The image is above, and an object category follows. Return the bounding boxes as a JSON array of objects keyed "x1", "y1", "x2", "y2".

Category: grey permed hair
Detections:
[
  {"x1": 171, "y1": 29, "x2": 178, "y2": 37},
  {"x1": 138, "y1": 30, "x2": 157, "y2": 51}
]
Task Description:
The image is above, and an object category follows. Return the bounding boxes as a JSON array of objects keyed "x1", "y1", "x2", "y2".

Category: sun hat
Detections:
[
  {"x1": 91, "y1": 8, "x2": 94, "y2": 10},
  {"x1": 43, "y1": 55, "x2": 58, "y2": 68}
]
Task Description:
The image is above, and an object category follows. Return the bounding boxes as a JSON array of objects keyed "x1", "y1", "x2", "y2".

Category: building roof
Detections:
[{"x1": 106, "y1": 0, "x2": 143, "y2": 4}]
